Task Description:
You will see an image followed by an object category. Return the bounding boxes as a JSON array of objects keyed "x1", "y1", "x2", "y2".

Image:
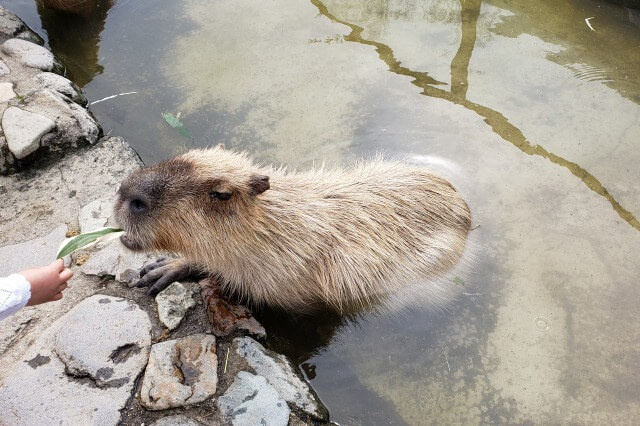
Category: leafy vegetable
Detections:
[
  {"x1": 162, "y1": 112, "x2": 192, "y2": 139},
  {"x1": 56, "y1": 227, "x2": 124, "y2": 259}
]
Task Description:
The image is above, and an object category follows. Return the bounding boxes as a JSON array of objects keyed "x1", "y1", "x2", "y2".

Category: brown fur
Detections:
[{"x1": 115, "y1": 146, "x2": 471, "y2": 311}]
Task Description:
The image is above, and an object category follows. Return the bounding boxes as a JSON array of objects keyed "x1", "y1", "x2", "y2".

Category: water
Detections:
[{"x1": 5, "y1": 0, "x2": 640, "y2": 423}]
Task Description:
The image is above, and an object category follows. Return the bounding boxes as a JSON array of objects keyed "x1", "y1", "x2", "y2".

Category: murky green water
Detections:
[{"x1": 7, "y1": 0, "x2": 640, "y2": 423}]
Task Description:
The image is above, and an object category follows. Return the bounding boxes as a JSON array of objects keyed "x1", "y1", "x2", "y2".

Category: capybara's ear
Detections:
[{"x1": 248, "y1": 174, "x2": 270, "y2": 196}]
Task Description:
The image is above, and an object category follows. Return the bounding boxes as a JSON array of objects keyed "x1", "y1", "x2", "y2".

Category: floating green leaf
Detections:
[
  {"x1": 56, "y1": 227, "x2": 124, "y2": 259},
  {"x1": 453, "y1": 276, "x2": 465, "y2": 286},
  {"x1": 162, "y1": 112, "x2": 192, "y2": 139}
]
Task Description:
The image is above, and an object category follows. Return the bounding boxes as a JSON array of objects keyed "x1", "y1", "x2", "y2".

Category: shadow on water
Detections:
[
  {"x1": 36, "y1": 0, "x2": 113, "y2": 87},
  {"x1": 312, "y1": 0, "x2": 640, "y2": 232}
]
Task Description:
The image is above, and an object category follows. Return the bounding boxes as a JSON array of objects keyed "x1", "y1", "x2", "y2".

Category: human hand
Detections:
[{"x1": 19, "y1": 259, "x2": 73, "y2": 306}]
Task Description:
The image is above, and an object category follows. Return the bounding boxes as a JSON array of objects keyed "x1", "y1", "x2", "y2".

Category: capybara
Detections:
[{"x1": 115, "y1": 145, "x2": 471, "y2": 311}]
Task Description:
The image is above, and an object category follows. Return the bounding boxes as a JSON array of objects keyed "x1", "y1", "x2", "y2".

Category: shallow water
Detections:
[{"x1": 6, "y1": 0, "x2": 640, "y2": 423}]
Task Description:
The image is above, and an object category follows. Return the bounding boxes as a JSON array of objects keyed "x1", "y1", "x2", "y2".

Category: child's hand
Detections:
[{"x1": 19, "y1": 259, "x2": 73, "y2": 306}]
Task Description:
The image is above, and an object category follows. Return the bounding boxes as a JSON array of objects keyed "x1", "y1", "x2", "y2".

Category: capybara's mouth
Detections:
[{"x1": 120, "y1": 234, "x2": 144, "y2": 251}]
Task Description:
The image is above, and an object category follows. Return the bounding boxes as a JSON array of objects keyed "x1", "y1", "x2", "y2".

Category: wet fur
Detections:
[{"x1": 115, "y1": 146, "x2": 471, "y2": 311}]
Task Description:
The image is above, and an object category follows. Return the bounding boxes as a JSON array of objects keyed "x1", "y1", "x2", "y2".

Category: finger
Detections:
[
  {"x1": 140, "y1": 258, "x2": 172, "y2": 277},
  {"x1": 58, "y1": 282, "x2": 68, "y2": 292},
  {"x1": 52, "y1": 292, "x2": 63, "y2": 301},
  {"x1": 136, "y1": 266, "x2": 170, "y2": 288},
  {"x1": 59, "y1": 268, "x2": 73, "y2": 282},
  {"x1": 52, "y1": 258, "x2": 65, "y2": 272},
  {"x1": 148, "y1": 269, "x2": 183, "y2": 296}
]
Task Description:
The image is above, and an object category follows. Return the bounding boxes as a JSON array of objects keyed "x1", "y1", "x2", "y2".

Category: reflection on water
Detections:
[
  {"x1": 37, "y1": 0, "x2": 113, "y2": 87},
  {"x1": 8, "y1": 0, "x2": 640, "y2": 423}
]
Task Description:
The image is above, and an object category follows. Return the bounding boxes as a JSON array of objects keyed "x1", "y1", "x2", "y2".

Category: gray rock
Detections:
[
  {"x1": 0, "y1": 60, "x2": 10, "y2": 76},
  {"x1": 34, "y1": 72, "x2": 87, "y2": 106},
  {"x1": 0, "y1": 82, "x2": 15, "y2": 102},
  {"x1": 233, "y1": 337, "x2": 327, "y2": 420},
  {"x1": 218, "y1": 371, "x2": 290, "y2": 426},
  {"x1": 0, "y1": 6, "x2": 43, "y2": 45},
  {"x1": 151, "y1": 415, "x2": 204, "y2": 426},
  {"x1": 156, "y1": 282, "x2": 196, "y2": 330},
  {"x1": 24, "y1": 89, "x2": 99, "y2": 149},
  {"x1": 140, "y1": 334, "x2": 218, "y2": 410},
  {"x1": 78, "y1": 198, "x2": 115, "y2": 234},
  {"x1": 54, "y1": 295, "x2": 151, "y2": 388},
  {"x1": 0, "y1": 224, "x2": 67, "y2": 277},
  {"x1": 81, "y1": 239, "x2": 156, "y2": 286},
  {"x1": 1, "y1": 38, "x2": 55, "y2": 71},
  {"x1": 0, "y1": 295, "x2": 152, "y2": 425},
  {"x1": 2, "y1": 106, "x2": 55, "y2": 159}
]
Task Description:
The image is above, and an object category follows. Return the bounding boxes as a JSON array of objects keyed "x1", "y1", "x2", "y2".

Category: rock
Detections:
[
  {"x1": 81, "y1": 239, "x2": 156, "y2": 286},
  {"x1": 200, "y1": 277, "x2": 266, "y2": 338},
  {"x1": 233, "y1": 337, "x2": 328, "y2": 421},
  {"x1": 1, "y1": 38, "x2": 57, "y2": 72},
  {"x1": 0, "y1": 59, "x2": 10, "y2": 76},
  {"x1": 140, "y1": 334, "x2": 218, "y2": 410},
  {"x1": 156, "y1": 282, "x2": 196, "y2": 330},
  {"x1": 0, "y1": 6, "x2": 44, "y2": 45},
  {"x1": 151, "y1": 415, "x2": 204, "y2": 426},
  {"x1": 24, "y1": 89, "x2": 99, "y2": 149},
  {"x1": 0, "y1": 295, "x2": 152, "y2": 425},
  {"x1": 0, "y1": 224, "x2": 67, "y2": 276},
  {"x1": 0, "y1": 82, "x2": 15, "y2": 102},
  {"x1": 1, "y1": 106, "x2": 55, "y2": 159},
  {"x1": 218, "y1": 371, "x2": 290, "y2": 426},
  {"x1": 34, "y1": 72, "x2": 87, "y2": 106},
  {"x1": 78, "y1": 199, "x2": 115, "y2": 233}
]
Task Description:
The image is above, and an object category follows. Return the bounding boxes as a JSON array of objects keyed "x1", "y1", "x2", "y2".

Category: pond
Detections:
[{"x1": 6, "y1": 0, "x2": 640, "y2": 423}]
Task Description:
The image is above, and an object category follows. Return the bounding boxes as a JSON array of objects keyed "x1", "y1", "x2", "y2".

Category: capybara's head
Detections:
[{"x1": 114, "y1": 145, "x2": 270, "y2": 253}]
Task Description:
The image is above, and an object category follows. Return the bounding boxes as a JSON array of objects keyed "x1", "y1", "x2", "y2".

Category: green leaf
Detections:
[
  {"x1": 162, "y1": 112, "x2": 192, "y2": 139},
  {"x1": 56, "y1": 227, "x2": 124, "y2": 259}
]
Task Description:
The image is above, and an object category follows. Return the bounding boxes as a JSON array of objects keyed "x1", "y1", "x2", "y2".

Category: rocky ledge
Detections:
[
  {"x1": 0, "y1": 6, "x2": 329, "y2": 426},
  {"x1": 0, "y1": 5, "x2": 99, "y2": 175}
]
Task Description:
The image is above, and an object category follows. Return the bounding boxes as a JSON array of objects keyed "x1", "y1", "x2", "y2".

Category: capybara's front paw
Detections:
[{"x1": 136, "y1": 258, "x2": 206, "y2": 296}]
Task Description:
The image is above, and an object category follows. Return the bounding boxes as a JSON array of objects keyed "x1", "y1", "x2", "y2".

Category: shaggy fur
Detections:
[{"x1": 115, "y1": 146, "x2": 471, "y2": 311}]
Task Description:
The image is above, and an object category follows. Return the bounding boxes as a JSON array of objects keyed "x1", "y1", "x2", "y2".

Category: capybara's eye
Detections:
[{"x1": 209, "y1": 191, "x2": 232, "y2": 201}]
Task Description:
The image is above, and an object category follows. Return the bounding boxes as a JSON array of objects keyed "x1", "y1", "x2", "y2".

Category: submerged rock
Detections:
[
  {"x1": 140, "y1": 334, "x2": 218, "y2": 410},
  {"x1": 218, "y1": 371, "x2": 290, "y2": 426},
  {"x1": 0, "y1": 295, "x2": 152, "y2": 425},
  {"x1": 232, "y1": 337, "x2": 328, "y2": 421},
  {"x1": 156, "y1": 282, "x2": 196, "y2": 330},
  {"x1": 200, "y1": 277, "x2": 266, "y2": 338}
]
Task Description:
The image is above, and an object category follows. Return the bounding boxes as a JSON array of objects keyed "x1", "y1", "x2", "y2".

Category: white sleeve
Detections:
[{"x1": 0, "y1": 274, "x2": 32, "y2": 321}]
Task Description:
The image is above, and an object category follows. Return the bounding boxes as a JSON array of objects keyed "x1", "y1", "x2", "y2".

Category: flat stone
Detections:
[
  {"x1": 0, "y1": 59, "x2": 9, "y2": 77},
  {"x1": 1, "y1": 38, "x2": 55, "y2": 71},
  {"x1": 200, "y1": 277, "x2": 266, "y2": 338},
  {"x1": 0, "y1": 224, "x2": 67, "y2": 277},
  {"x1": 151, "y1": 415, "x2": 204, "y2": 426},
  {"x1": 54, "y1": 295, "x2": 151, "y2": 388},
  {"x1": 81, "y1": 239, "x2": 156, "y2": 286},
  {"x1": 0, "y1": 295, "x2": 152, "y2": 425},
  {"x1": 78, "y1": 199, "x2": 115, "y2": 234},
  {"x1": 0, "y1": 82, "x2": 15, "y2": 102},
  {"x1": 2, "y1": 106, "x2": 55, "y2": 159},
  {"x1": 34, "y1": 72, "x2": 87, "y2": 106},
  {"x1": 140, "y1": 334, "x2": 218, "y2": 410},
  {"x1": 218, "y1": 371, "x2": 290, "y2": 426},
  {"x1": 156, "y1": 282, "x2": 196, "y2": 330},
  {"x1": 233, "y1": 337, "x2": 328, "y2": 421}
]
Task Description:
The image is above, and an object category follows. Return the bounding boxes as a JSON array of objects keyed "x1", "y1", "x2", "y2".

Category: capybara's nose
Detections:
[{"x1": 129, "y1": 198, "x2": 148, "y2": 214}]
